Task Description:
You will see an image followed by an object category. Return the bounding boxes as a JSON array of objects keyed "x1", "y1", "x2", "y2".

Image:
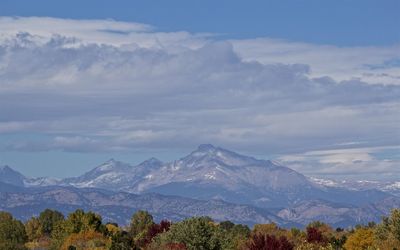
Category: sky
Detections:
[{"x1": 0, "y1": 1, "x2": 399, "y2": 180}]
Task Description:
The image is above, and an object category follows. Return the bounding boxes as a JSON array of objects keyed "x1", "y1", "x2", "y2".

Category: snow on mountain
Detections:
[
  {"x1": 0, "y1": 165, "x2": 62, "y2": 187},
  {"x1": 1, "y1": 144, "x2": 398, "y2": 227},
  {"x1": 24, "y1": 177, "x2": 62, "y2": 187},
  {"x1": 1, "y1": 144, "x2": 393, "y2": 210},
  {"x1": 64, "y1": 157, "x2": 163, "y2": 190},
  {"x1": 53, "y1": 144, "x2": 389, "y2": 208},
  {"x1": 308, "y1": 176, "x2": 400, "y2": 196}
]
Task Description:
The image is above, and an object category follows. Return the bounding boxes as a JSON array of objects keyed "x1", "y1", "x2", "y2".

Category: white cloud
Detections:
[
  {"x1": 232, "y1": 38, "x2": 400, "y2": 85},
  {"x1": 278, "y1": 146, "x2": 400, "y2": 180},
  {"x1": 0, "y1": 17, "x2": 399, "y2": 179}
]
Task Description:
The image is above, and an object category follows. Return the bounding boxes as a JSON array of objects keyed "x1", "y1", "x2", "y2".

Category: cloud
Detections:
[
  {"x1": 278, "y1": 146, "x2": 400, "y2": 180},
  {"x1": 232, "y1": 38, "x2": 400, "y2": 85},
  {"x1": 0, "y1": 17, "x2": 399, "y2": 179}
]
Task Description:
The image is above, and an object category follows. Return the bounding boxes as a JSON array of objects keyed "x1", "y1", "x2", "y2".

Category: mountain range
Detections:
[{"x1": 1, "y1": 144, "x2": 399, "y2": 227}]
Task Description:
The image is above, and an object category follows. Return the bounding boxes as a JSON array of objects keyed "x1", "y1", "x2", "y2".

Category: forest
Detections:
[{"x1": 1, "y1": 208, "x2": 400, "y2": 250}]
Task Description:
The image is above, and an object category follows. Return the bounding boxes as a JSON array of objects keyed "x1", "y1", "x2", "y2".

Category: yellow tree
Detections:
[
  {"x1": 344, "y1": 227, "x2": 374, "y2": 250},
  {"x1": 60, "y1": 230, "x2": 110, "y2": 250}
]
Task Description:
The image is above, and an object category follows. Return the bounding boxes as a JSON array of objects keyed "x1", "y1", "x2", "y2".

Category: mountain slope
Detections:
[
  {"x1": 0, "y1": 165, "x2": 26, "y2": 186},
  {"x1": 62, "y1": 144, "x2": 389, "y2": 208},
  {"x1": 0, "y1": 181, "x2": 284, "y2": 226},
  {"x1": 1, "y1": 144, "x2": 394, "y2": 227}
]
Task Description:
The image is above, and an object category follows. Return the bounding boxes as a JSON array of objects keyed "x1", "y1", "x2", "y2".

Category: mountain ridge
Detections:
[{"x1": 1, "y1": 144, "x2": 397, "y2": 227}]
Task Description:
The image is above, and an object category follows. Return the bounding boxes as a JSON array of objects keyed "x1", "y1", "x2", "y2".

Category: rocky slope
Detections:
[{"x1": 0, "y1": 181, "x2": 284, "y2": 226}]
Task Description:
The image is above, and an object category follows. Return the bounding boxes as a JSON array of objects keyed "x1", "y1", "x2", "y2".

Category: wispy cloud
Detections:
[{"x1": 278, "y1": 146, "x2": 400, "y2": 180}]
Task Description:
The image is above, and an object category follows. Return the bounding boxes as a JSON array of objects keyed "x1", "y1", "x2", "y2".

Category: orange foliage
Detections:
[{"x1": 60, "y1": 230, "x2": 110, "y2": 250}]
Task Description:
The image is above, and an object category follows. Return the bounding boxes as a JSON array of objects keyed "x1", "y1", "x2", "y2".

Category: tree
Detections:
[
  {"x1": 64, "y1": 209, "x2": 103, "y2": 234},
  {"x1": 110, "y1": 231, "x2": 133, "y2": 250},
  {"x1": 130, "y1": 210, "x2": 154, "y2": 248},
  {"x1": 219, "y1": 221, "x2": 235, "y2": 231},
  {"x1": 25, "y1": 217, "x2": 41, "y2": 241},
  {"x1": 374, "y1": 210, "x2": 400, "y2": 249},
  {"x1": 217, "y1": 223, "x2": 250, "y2": 250},
  {"x1": 38, "y1": 209, "x2": 64, "y2": 236},
  {"x1": 143, "y1": 220, "x2": 171, "y2": 246},
  {"x1": 49, "y1": 209, "x2": 103, "y2": 250},
  {"x1": 343, "y1": 227, "x2": 374, "y2": 250},
  {"x1": 245, "y1": 233, "x2": 293, "y2": 250},
  {"x1": 0, "y1": 211, "x2": 28, "y2": 250},
  {"x1": 105, "y1": 223, "x2": 120, "y2": 237},
  {"x1": 306, "y1": 227, "x2": 326, "y2": 245},
  {"x1": 253, "y1": 223, "x2": 289, "y2": 239},
  {"x1": 389, "y1": 208, "x2": 400, "y2": 242},
  {"x1": 60, "y1": 230, "x2": 110, "y2": 250},
  {"x1": 162, "y1": 217, "x2": 221, "y2": 250},
  {"x1": 130, "y1": 210, "x2": 154, "y2": 237}
]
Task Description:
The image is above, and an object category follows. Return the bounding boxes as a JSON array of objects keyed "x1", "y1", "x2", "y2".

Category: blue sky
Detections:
[
  {"x1": 0, "y1": 1, "x2": 399, "y2": 179},
  {"x1": 2, "y1": 0, "x2": 399, "y2": 46}
]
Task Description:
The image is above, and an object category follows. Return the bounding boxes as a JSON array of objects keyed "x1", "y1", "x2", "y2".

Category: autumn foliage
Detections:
[{"x1": 2, "y1": 208, "x2": 400, "y2": 249}]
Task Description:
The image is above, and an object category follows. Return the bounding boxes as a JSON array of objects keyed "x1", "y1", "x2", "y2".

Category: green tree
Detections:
[
  {"x1": 0, "y1": 211, "x2": 28, "y2": 250},
  {"x1": 389, "y1": 208, "x2": 400, "y2": 242},
  {"x1": 49, "y1": 220, "x2": 68, "y2": 250},
  {"x1": 217, "y1": 222, "x2": 250, "y2": 250},
  {"x1": 110, "y1": 231, "x2": 133, "y2": 250},
  {"x1": 25, "y1": 217, "x2": 41, "y2": 241},
  {"x1": 49, "y1": 209, "x2": 103, "y2": 250},
  {"x1": 38, "y1": 209, "x2": 64, "y2": 236},
  {"x1": 162, "y1": 217, "x2": 221, "y2": 250},
  {"x1": 64, "y1": 209, "x2": 103, "y2": 234},
  {"x1": 129, "y1": 210, "x2": 154, "y2": 248},
  {"x1": 130, "y1": 210, "x2": 154, "y2": 238}
]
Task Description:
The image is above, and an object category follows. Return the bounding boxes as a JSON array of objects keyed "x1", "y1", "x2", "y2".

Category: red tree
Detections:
[
  {"x1": 306, "y1": 227, "x2": 326, "y2": 244},
  {"x1": 246, "y1": 233, "x2": 294, "y2": 250},
  {"x1": 143, "y1": 220, "x2": 171, "y2": 245}
]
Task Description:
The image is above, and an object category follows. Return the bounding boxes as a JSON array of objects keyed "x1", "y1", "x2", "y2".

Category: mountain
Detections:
[
  {"x1": 277, "y1": 196, "x2": 400, "y2": 228},
  {"x1": 61, "y1": 144, "x2": 389, "y2": 208},
  {"x1": 0, "y1": 165, "x2": 61, "y2": 187},
  {"x1": 1, "y1": 144, "x2": 396, "y2": 227},
  {"x1": 0, "y1": 165, "x2": 26, "y2": 186},
  {"x1": 309, "y1": 177, "x2": 400, "y2": 197},
  {"x1": 0, "y1": 181, "x2": 285, "y2": 227}
]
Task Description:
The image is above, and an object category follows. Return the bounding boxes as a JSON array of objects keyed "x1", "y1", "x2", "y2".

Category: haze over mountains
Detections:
[{"x1": 1, "y1": 144, "x2": 399, "y2": 227}]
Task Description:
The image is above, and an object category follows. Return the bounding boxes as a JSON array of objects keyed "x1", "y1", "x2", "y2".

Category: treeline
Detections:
[{"x1": 1, "y1": 209, "x2": 400, "y2": 250}]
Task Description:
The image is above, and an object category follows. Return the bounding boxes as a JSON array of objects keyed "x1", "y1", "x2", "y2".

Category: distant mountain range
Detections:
[
  {"x1": 1, "y1": 144, "x2": 399, "y2": 227},
  {"x1": 0, "y1": 181, "x2": 285, "y2": 227}
]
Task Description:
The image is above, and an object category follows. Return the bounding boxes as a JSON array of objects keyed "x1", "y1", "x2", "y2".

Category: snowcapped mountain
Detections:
[
  {"x1": 53, "y1": 144, "x2": 389, "y2": 209},
  {"x1": 1, "y1": 144, "x2": 398, "y2": 227},
  {"x1": 0, "y1": 165, "x2": 61, "y2": 187},
  {"x1": 59, "y1": 144, "x2": 319, "y2": 207},
  {"x1": 309, "y1": 176, "x2": 400, "y2": 196}
]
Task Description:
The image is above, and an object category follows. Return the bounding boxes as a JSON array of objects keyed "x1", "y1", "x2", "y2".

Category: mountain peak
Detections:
[
  {"x1": 197, "y1": 144, "x2": 217, "y2": 152},
  {"x1": 0, "y1": 165, "x2": 23, "y2": 175},
  {"x1": 146, "y1": 157, "x2": 162, "y2": 163},
  {"x1": 94, "y1": 158, "x2": 129, "y2": 172},
  {"x1": 0, "y1": 165, "x2": 26, "y2": 186},
  {"x1": 138, "y1": 157, "x2": 163, "y2": 168},
  {"x1": 0, "y1": 165, "x2": 12, "y2": 171},
  {"x1": 183, "y1": 144, "x2": 268, "y2": 168},
  {"x1": 105, "y1": 158, "x2": 117, "y2": 164}
]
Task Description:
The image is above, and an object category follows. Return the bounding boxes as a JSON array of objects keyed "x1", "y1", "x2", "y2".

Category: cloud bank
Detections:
[{"x1": 0, "y1": 17, "x2": 399, "y2": 179}]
